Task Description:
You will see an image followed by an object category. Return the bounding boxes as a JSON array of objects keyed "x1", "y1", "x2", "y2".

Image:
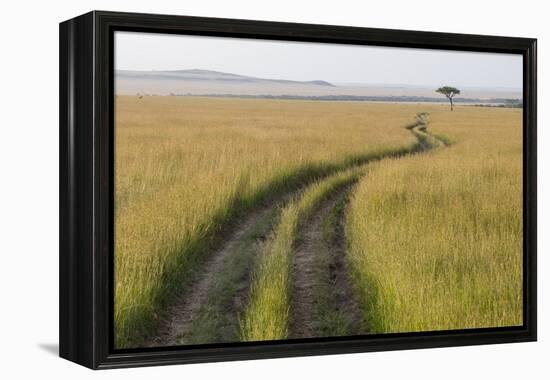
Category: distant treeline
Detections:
[
  {"x1": 133, "y1": 92, "x2": 523, "y2": 107},
  {"x1": 470, "y1": 103, "x2": 523, "y2": 108}
]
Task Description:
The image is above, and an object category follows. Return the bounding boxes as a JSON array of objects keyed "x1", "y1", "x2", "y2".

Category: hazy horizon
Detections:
[{"x1": 116, "y1": 32, "x2": 523, "y2": 90}]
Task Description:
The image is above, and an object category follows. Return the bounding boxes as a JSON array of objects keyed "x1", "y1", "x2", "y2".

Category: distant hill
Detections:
[
  {"x1": 117, "y1": 69, "x2": 334, "y2": 87},
  {"x1": 116, "y1": 69, "x2": 522, "y2": 101}
]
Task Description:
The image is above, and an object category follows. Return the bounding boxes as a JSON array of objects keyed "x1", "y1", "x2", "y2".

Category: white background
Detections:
[{"x1": 0, "y1": 0, "x2": 547, "y2": 378}]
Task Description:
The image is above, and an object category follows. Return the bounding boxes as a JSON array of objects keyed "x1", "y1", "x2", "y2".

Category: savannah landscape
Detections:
[{"x1": 114, "y1": 94, "x2": 523, "y2": 348}]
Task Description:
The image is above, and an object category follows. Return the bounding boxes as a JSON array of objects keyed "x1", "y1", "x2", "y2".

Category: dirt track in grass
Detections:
[
  {"x1": 146, "y1": 114, "x2": 445, "y2": 346},
  {"x1": 146, "y1": 205, "x2": 277, "y2": 347},
  {"x1": 288, "y1": 185, "x2": 365, "y2": 339}
]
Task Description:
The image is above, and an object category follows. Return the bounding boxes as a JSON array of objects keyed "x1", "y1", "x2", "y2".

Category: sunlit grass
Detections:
[
  {"x1": 239, "y1": 121, "x2": 443, "y2": 341},
  {"x1": 114, "y1": 96, "x2": 422, "y2": 347},
  {"x1": 115, "y1": 96, "x2": 522, "y2": 346},
  {"x1": 346, "y1": 106, "x2": 523, "y2": 332}
]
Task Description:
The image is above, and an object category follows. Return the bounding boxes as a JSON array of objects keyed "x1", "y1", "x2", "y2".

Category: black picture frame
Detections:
[{"x1": 59, "y1": 10, "x2": 537, "y2": 369}]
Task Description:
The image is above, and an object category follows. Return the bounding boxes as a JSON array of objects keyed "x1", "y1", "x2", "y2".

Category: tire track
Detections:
[
  {"x1": 147, "y1": 201, "x2": 279, "y2": 347},
  {"x1": 288, "y1": 184, "x2": 365, "y2": 338}
]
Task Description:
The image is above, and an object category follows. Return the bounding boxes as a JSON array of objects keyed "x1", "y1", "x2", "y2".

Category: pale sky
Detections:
[{"x1": 115, "y1": 31, "x2": 523, "y2": 89}]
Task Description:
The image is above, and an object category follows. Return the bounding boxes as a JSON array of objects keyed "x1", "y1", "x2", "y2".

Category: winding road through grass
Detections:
[
  {"x1": 149, "y1": 114, "x2": 448, "y2": 346},
  {"x1": 239, "y1": 114, "x2": 448, "y2": 342}
]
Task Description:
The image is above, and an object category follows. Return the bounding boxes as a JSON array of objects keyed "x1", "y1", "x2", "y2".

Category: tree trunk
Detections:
[{"x1": 450, "y1": 97, "x2": 454, "y2": 111}]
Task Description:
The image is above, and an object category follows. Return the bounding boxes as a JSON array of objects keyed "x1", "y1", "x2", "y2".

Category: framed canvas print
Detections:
[{"x1": 59, "y1": 11, "x2": 537, "y2": 369}]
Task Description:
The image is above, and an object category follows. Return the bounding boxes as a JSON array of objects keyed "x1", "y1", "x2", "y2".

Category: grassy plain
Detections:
[
  {"x1": 346, "y1": 107, "x2": 523, "y2": 332},
  {"x1": 115, "y1": 95, "x2": 522, "y2": 347},
  {"x1": 239, "y1": 121, "x2": 445, "y2": 341},
  {"x1": 114, "y1": 96, "x2": 421, "y2": 347}
]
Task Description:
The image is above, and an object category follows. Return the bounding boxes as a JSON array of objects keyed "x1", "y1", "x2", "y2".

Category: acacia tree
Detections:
[{"x1": 436, "y1": 86, "x2": 461, "y2": 111}]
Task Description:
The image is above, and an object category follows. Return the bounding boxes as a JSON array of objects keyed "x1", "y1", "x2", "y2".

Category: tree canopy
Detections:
[{"x1": 436, "y1": 86, "x2": 461, "y2": 111}]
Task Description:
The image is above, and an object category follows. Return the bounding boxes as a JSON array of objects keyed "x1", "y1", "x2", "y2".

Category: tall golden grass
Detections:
[
  {"x1": 114, "y1": 96, "x2": 422, "y2": 347},
  {"x1": 346, "y1": 106, "x2": 523, "y2": 332},
  {"x1": 238, "y1": 120, "x2": 445, "y2": 341}
]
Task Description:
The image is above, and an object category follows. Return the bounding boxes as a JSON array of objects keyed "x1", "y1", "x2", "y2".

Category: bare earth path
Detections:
[
  {"x1": 148, "y1": 205, "x2": 277, "y2": 347},
  {"x1": 288, "y1": 185, "x2": 365, "y2": 338}
]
